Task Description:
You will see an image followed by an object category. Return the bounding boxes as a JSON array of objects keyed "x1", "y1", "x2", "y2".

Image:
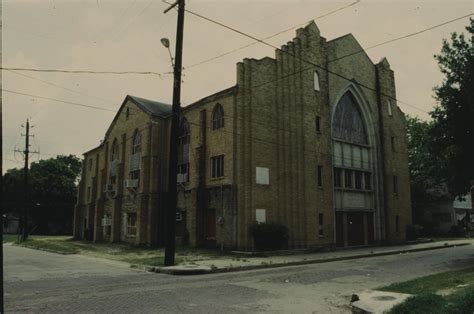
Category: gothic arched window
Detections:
[
  {"x1": 212, "y1": 103, "x2": 224, "y2": 130},
  {"x1": 132, "y1": 130, "x2": 141, "y2": 155},
  {"x1": 332, "y1": 92, "x2": 368, "y2": 145}
]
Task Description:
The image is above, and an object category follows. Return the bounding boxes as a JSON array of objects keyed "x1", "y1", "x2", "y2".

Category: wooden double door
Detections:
[{"x1": 336, "y1": 211, "x2": 374, "y2": 247}]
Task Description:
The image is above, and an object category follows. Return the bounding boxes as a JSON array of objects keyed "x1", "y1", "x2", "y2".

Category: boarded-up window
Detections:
[
  {"x1": 256, "y1": 209, "x2": 266, "y2": 223},
  {"x1": 256, "y1": 167, "x2": 269, "y2": 185}
]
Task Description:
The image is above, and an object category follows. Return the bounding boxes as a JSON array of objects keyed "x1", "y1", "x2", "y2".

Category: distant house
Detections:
[
  {"x1": 3, "y1": 213, "x2": 20, "y2": 234},
  {"x1": 454, "y1": 193, "x2": 473, "y2": 225}
]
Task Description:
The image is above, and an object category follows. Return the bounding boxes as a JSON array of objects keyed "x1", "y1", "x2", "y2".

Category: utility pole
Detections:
[
  {"x1": 163, "y1": 0, "x2": 185, "y2": 266},
  {"x1": 15, "y1": 119, "x2": 38, "y2": 242}
]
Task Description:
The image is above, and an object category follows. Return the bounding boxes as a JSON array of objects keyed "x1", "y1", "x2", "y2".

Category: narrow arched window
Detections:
[
  {"x1": 109, "y1": 139, "x2": 119, "y2": 187},
  {"x1": 177, "y1": 118, "x2": 190, "y2": 182},
  {"x1": 111, "y1": 139, "x2": 119, "y2": 161},
  {"x1": 129, "y1": 130, "x2": 141, "y2": 179},
  {"x1": 212, "y1": 103, "x2": 224, "y2": 130},
  {"x1": 132, "y1": 130, "x2": 141, "y2": 154},
  {"x1": 314, "y1": 71, "x2": 320, "y2": 91}
]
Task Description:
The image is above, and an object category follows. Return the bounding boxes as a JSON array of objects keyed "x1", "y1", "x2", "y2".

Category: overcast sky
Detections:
[{"x1": 2, "y1": 0, "x2": 473, "y2": 172}]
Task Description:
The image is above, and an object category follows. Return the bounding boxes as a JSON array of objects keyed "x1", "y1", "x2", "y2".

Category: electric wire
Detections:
[
  {"x1": 184, "y1": 0, "x2": 361, "y2": 69},
  {"x1": 184, "y1": 8, "x2": 473, "y2": 114},
  {"x1": 6, "y1": 70, "x2": 116, "y2": 105},
  {"x1": 2, "y1": 89, "x2": 116, "y2": 112},
  {"x1": 1, "y1": 67, "x2": 162, "y2": 76}
]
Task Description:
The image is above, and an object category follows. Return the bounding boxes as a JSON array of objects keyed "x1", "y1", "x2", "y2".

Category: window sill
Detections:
[
  {"x1": 335, "y1": 187, "x2": 373, "y2": 193},
  {"x1": 210, "y1": 176, "x2": 225, "y2": 181}
]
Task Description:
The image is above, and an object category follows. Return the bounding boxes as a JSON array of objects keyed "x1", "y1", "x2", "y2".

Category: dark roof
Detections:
[{"x1": 127, "y1": 95, "x2": 172, "y2": 117}]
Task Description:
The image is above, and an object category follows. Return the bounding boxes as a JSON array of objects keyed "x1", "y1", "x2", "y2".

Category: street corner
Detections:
[{"x1": 350, "y1": 290, "x2": 412, "y2": 314}]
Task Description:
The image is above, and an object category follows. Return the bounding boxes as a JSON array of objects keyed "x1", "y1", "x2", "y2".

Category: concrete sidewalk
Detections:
[{"x1": 151, "y1": 239, "x2": 473, "y2": 275}]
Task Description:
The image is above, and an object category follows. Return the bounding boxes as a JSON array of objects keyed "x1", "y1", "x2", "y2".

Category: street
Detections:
[{"x1": 5, "y1": 244, "x2": 474, "y2": 313}]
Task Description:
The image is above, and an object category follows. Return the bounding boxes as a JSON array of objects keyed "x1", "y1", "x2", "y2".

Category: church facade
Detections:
[{"x1": 74, "y1": 22, "x2": 411, "y2": 250}]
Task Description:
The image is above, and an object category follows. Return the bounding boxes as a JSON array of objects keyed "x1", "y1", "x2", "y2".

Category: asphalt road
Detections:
[{"x1": 4, "y1": 244, "x2": 474, "y2": 313}]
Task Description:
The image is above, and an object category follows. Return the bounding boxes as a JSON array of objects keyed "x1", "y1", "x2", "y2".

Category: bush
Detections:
[
  {"x1": 448, "y1": 225, "x2": 466, "y2": 237},
  {"x1": 406, "y1": 224, "x2": 424, "y2": 240},
  {"x1": 389, "y1": 293, "x2": 446, "y2": 314},
  {"x1": 250, "y1": 222, "x2": 289, "y2": 251}
]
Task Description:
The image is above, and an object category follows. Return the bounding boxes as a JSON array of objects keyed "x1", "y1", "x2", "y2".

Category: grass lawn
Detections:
[
  {"x1": 11, "y1": 235, "x2": 227, "y2": 266},
  {"x1": 380, "y1": 267, "x2": 474, "y2": 314},
  {"x1": 3, "y1": 234, "x2": 20, "y2": 243}
]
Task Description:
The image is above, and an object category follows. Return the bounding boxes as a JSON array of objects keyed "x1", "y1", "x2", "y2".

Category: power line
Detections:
[
  {"x1": 111, "y1": 0, "x2": 156, "y2": 41},
  {"x1": 6, "y1": 70, "x2": 116, "y2": 105},
  {"x1": 184, "y1": 0, "x2": 361, "y2": 69},
  {"x1": 1, "y1": 67, "x2": 162, "y2": 76},
  {"x1": 185, "y1": 8, "x2": 472, "y2": 114},
  {"x1": 2, "y1": 89, "x2": 116, "y2": 112},
  {"x1": 327, "y1": 12, "x2": 474, "y2": 63}
]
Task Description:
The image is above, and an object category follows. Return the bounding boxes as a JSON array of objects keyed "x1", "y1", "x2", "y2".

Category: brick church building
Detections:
[{"x1": 74, "y1": 21, "x2": 412, "y2": 250}]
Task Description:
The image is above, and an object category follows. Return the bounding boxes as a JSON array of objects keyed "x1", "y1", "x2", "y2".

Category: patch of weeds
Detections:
[
  {"x1": 2, "y1": 234, "x2": 19, "y2": 243},
  {"x1": 18, "y1": 239, "x2": 79, "y2": 254},
  {"x1": 380, "y1": 267, "x2": 474, "y2": 295},
  {"x1": 389, "y1": 293, "x2": 445, "y2": 314}
]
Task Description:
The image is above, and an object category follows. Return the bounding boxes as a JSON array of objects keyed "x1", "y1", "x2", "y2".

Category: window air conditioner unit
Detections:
[
  {"x1": 176, "y1": 212, "x2": 183, "y2": 222},
  {"x1": 104, "y1": 184, "x2": 115, "y2": 193},
  {"x1": 124, "y1": 179, "x2": 139, "y2": 188},
  {"x1": 177, "y1": 173, "x2": 188, "y2": 183}
]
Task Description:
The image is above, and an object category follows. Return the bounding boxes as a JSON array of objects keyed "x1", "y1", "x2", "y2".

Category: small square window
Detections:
[
  {"x1": 211, "y1": 155, "x2": 224, "y2": 178},
  {"x1": 316, "y1": 116, "x2": 321, "y2": 133},
  {"x1": 127, "y1": 213, "x2": 137, "y2": 236},
  {"x1": 317, "y1": 166, "x2": 323, "y2": 187},
  {"x1": 364, "y1": 172, "x2": 371, "y2": 190},
  {"x1": 355, "y1": 171, "x2": 362, "y2": 190},
  {"x1": 344, "y1": 170, "x2": 353, "y2": 188},
  {"x1": 334, "y1": 168, "x2": 342, "y2": 187}
]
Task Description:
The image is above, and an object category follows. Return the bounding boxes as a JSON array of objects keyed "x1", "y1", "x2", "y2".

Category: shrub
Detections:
[
  {"x1": 250, "y1": 222, "x2": 289, "y2": 251},
  {"x1": 389, "y1": 293, "x2": 445, "y2": 314},
  {"x1": 406, "y1": 224, "x2": 424, "y2": 240},
  {"x1": 448, "y1": 225, "x2": 466, "y2": 237}
]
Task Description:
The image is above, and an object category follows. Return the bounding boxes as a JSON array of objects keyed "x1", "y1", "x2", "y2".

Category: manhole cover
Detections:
[{"x1": 374, "y1": 296, "x2": 396, "y2": 301}]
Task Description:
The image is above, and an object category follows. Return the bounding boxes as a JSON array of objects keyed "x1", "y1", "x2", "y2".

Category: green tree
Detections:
[
  {"x1": 2, "y1": 154, "x2": 82, "y2": 235},
  {"x1": 406, "y1": 115, "x2": 451, "y2": 228},
  {"x1": 431, "y1": 18, "x2": 474, "y2": 197}
]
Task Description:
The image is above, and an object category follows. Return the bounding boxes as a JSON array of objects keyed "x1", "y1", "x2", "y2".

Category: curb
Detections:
[
  {"x1": 152, "y1": 242, "x2": 471, "y2": 276},
  {"x1": 16, "y1": 244, "x2": 77, "y2": 255}
]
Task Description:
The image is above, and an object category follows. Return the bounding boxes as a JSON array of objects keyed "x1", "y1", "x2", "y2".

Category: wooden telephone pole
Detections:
[
  {"x1": 15, "y1": 119, "x2": 39, "y2": 242},
  {"x1": 164, "y1": 0, "x2": 185, "y2": 266}
]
